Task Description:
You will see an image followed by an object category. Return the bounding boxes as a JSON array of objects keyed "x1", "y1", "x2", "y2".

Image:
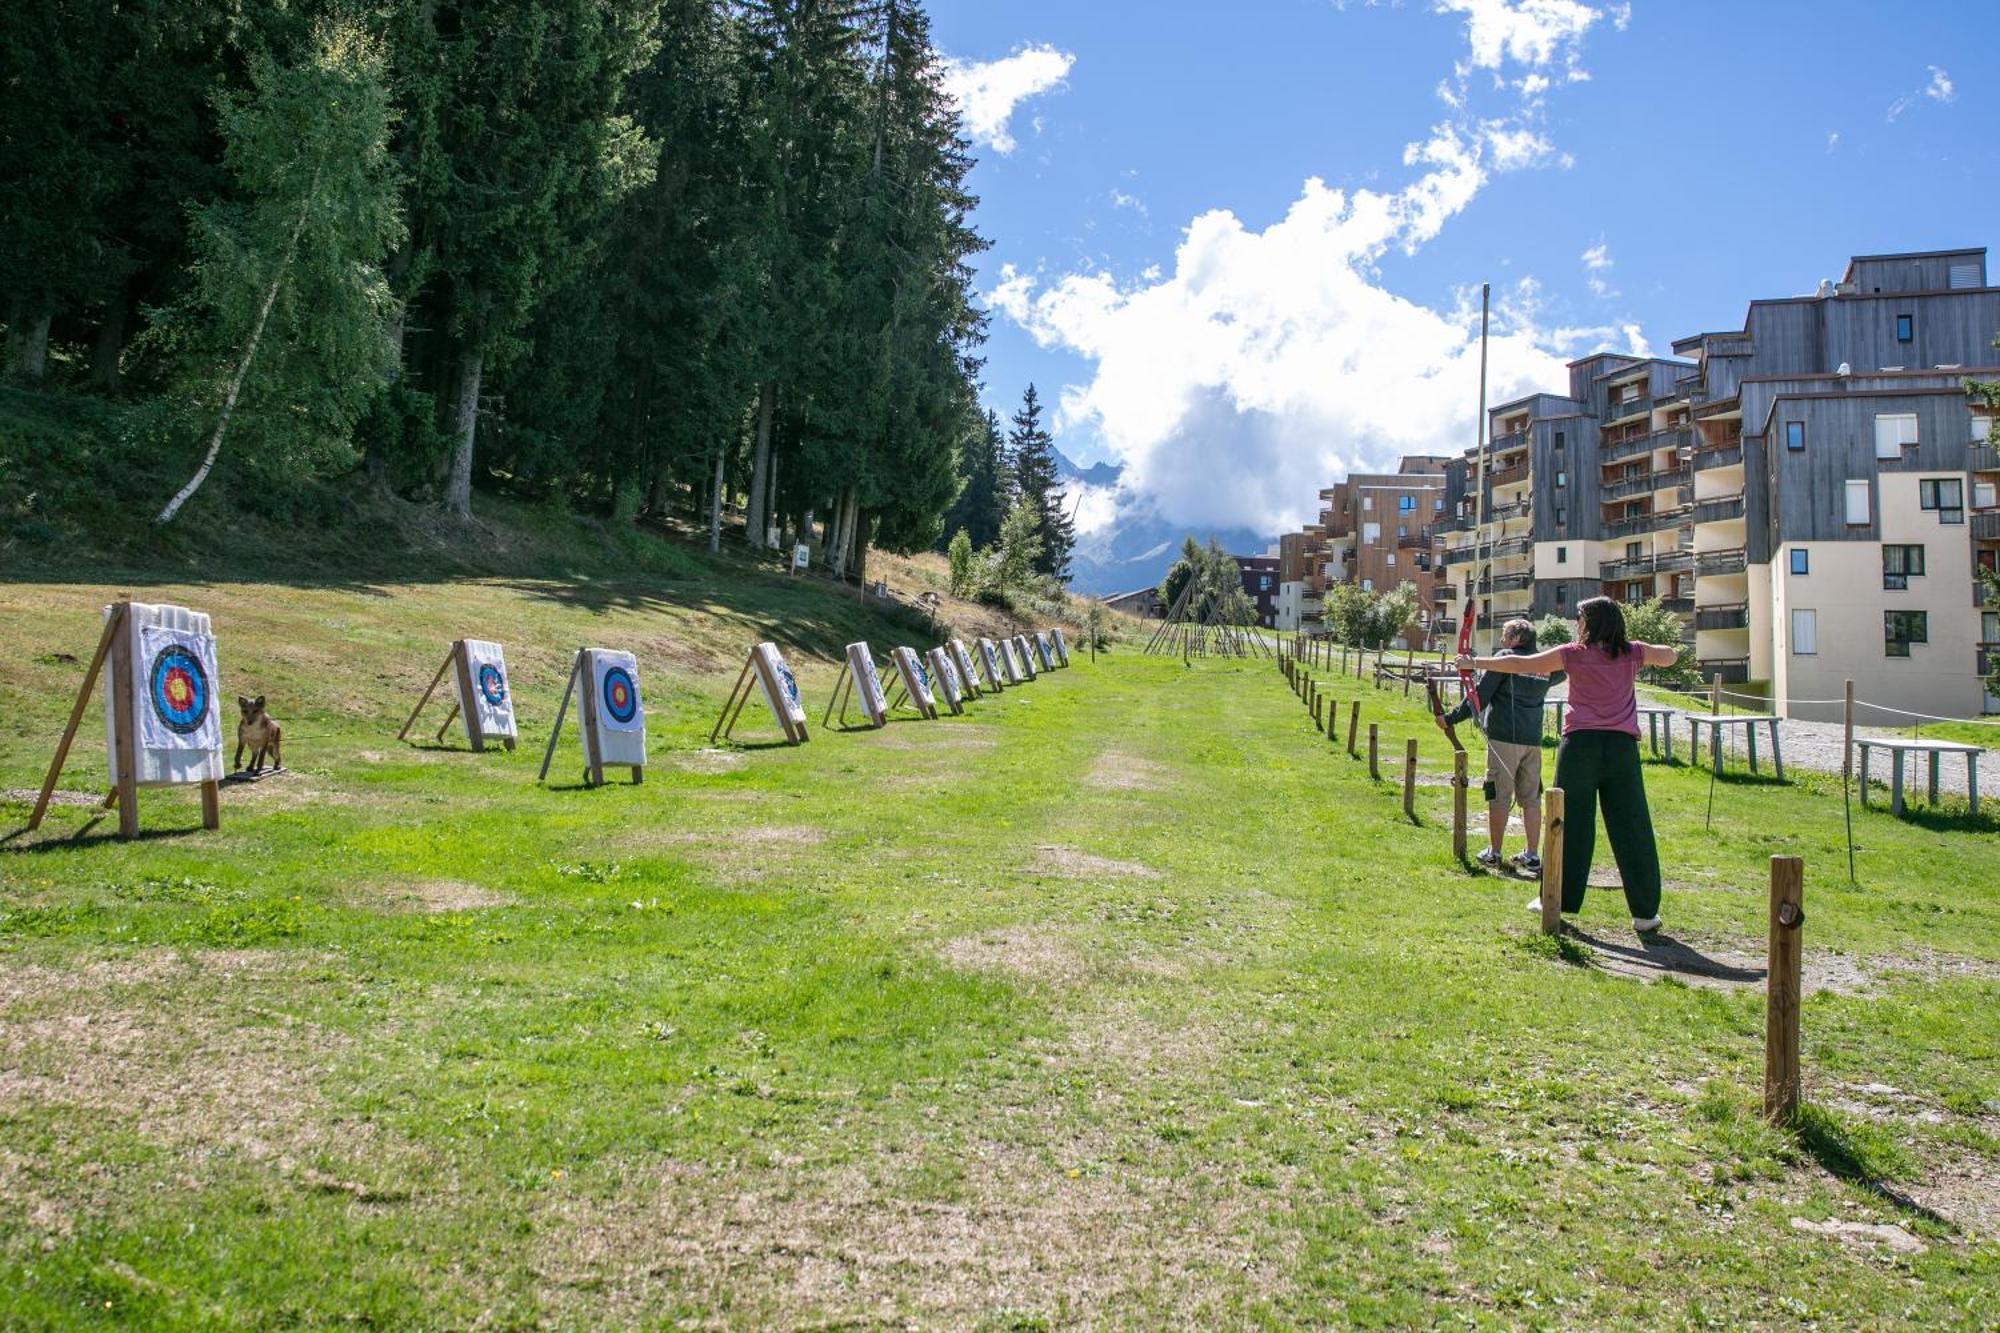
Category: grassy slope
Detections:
[{"x1": 0, "y1": 562, "x2": 1995, "y2": 1325}]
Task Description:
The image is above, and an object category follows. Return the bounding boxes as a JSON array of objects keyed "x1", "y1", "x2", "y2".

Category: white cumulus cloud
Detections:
[
  {"x1": 1926, "y1": 65, "x2": 1956, "y2": 103},
  {"x1": 941, "y1": 44, "x2": 1074, "y2": 155},
  {"x1": 1581, "y1": 238, "x2": 1617, "y2": 298}
]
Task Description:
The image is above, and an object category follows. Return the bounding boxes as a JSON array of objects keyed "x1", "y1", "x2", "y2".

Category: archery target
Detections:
[
  {"x1": 949, "y1": 639, "x2": 981, "y2": 695},
  {"x1": 1050, "y1": 628, "x2": 1070, "y2": 666},
  {"x1": 845, "y1": 642, "x2": 888, "y2": 727},
  {"x1": 584, "y1": 648, "x2": 646, "y2": 766},
  {"x1": 995, "y1": 637, "x2": 1022, "y2": 685},
  {"x1": 455, "y1": 640, "x2": 517, "y2": 740},
  {"x1": 1033, "y1": 633, "x2": 1054, "y2": 671},
  {"x1": 976, "y1": 638, "x2": 1004, "y2": 689},
  {"x1": 753, "y1": 642, "x2": 807, "y2": 731},
  {"x1": 892, "y1": 646, "x2": 936, "y2": 715},
  {"x1": 1013, "y1": 636, "x2": 1038, "y2": 680},
  {"x1": 106, "y1": 603, "x2": 225, "y2": 788},
  {"x1": 926, "y1": 647, "x2": 963, "y2": 714}
]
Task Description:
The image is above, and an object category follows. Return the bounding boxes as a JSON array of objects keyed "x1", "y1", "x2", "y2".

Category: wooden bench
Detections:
[
  {"x1": 1855, "y1": 737, "x2": 1983, "y2": 817},
  {"x1": 1542, "y1": 701, "x2": 1675, "y2": 759},
  {"x1": 1687, "y1": 714, "x2": 1785, "y2": 781}
]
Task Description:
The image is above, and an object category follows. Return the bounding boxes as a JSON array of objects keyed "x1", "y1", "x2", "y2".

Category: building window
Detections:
[
  {"x1": 1554, "y1": 507, "x2": 1566, "y2": 528},
  {"x1": 1919, "y1": 477, "x2": 1964, "y2": 523},
  {"x1": 1556, "y1": 470, "x2": 1567, "y2": 488},
  {"x1": 1363, "y1": 522, "x2": 1380, "y2": 543},
  {"x1": 1874, "y1": 413, "x2": 1919, "y2": 459},
  {"x1": 1556, "y1": 546, "x2": 1568, "y2": 564},
  {"x1": 1790, "y1": 548, "x2": 1809, "y2": 576},
  {"x1": 1882, "y1": 544, "x2": 1926, "y2": 590},
  {"x1": 1434, "y1": 497, "x2": 1445, "y2": 512},
  {"x1": 1553, "y1": 431, "x2": 1565, "y2": 451},
  {"x1": 1362, "y1": 495, "x2": 1373, "y2": 511},
  {"x1": 1399, "y1": 495, "x2": 1415, "y2": 513},
  {"x1": 1896, "y1": 313, "x2": 1914, "y2": 342},
  {"x1": 1885, "y1": 610, "x2": 1928, "y2": 657},
  {"x1": 1397, "y1": 523, "x2": 1408, "y2": 538},
  {"x1": 1361, "y1": 578, "x2": 1374, "y2": 592},
  {"x1": 1258, "y1": 574, "x2": 1273, "y2": 591},
  {"x1": 1792, "y1": 609, "x2": 1818, "y2": 656},
  {"x1": 1976, "y1": 481, "x2": 1997, "y2": 509},
  {"x1": 1626, "y1": 541, "x2": 1643, "y2": 560},
  {"x1": 1386, "y1": 554, "x2": 1397, "y2": 568},
  {"x1": 1786, "y1": 421, "x2": 1806, "y2": 452},
  {"x1": 1845, "y1": 479, "x2": 1871, "y2": 526}
]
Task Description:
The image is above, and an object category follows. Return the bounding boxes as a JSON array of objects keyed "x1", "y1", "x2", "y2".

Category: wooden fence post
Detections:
[
  {"x1": 1452, "y1": 749, "x2": 1469, "y2": 860},
  {"x1": 1403, "y1": 738, "x2": 1418, "y2": 820},
  {"x1": 1765, "y1": 855, "x2": 1805, "y2": 1124},
  {"x1": 1368, "y1": 723, "x2": 1380, "y2": 780},
  {"x1": 1347, "y1": 701, "x2": 1360, "y2": 757},
  {"x1": 1539, "y1": 788, "x2": 1565, "y2": 936}
]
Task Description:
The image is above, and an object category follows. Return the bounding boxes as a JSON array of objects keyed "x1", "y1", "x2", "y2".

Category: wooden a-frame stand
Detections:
[
  {"x1": 27, "y1": 601, "x2": 220, "y2": 840},
  {"x1": 822, "y1": 657, "x2": 885, "y2": 731},
  {"x1": 539, "y1": 649, "x2": 643, "y2": 787},
  {"x1": 399, "y1": 639, "x2": 515, "y2": 752},
  {"x1": 711, "y1": 648, "x2": 811, "y2": 745}
]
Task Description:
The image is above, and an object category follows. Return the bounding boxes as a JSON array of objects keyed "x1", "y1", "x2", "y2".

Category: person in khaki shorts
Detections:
[{"x1": 1437, "y1": 619, "x2": 1563, "y2": 870}]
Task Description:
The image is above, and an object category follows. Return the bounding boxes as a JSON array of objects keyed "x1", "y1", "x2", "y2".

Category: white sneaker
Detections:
[
  {"x1": 1633, "y1": 916, "x2": 1663, "y2": 934},
  {"x1": 1525, "y1": 894, "x2": 1546, "y2": 914},
  {"x1": 1476, "y1": 848, "x2": 1502, "y2": 867}
]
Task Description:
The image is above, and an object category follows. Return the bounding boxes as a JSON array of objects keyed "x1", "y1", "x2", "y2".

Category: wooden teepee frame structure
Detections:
[{"x1": 1142, "y1": 572, "x2": 1273, "y2": 660}]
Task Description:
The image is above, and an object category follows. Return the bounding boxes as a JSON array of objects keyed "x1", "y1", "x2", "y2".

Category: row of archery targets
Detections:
[{"x1": 24, "y1": 600, "x2": 1072, "y2": 838}]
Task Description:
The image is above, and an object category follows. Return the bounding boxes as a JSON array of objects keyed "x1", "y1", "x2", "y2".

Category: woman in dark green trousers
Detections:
[{"x1": 1457, "y1": 598, "x2": 1679, "y2": 933}]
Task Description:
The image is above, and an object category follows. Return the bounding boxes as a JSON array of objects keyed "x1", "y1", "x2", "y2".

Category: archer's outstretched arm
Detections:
[{"x1": 1455, "y1": 646, "x2": 1566, "y2": 675}]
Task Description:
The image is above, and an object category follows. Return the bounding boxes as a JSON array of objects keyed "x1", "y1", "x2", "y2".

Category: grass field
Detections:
[{"x1": 1, "y1": 566, "x2": 1996, "y2": 1327}]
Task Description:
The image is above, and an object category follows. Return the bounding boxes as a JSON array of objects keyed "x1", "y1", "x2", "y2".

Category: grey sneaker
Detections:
[
  {"x1": 1633, "y1": 916, "x2": 1663, "y2": 934},
  {"x1": 1512, "y1": 850, "x2": 1542, "y2": 872},
  {"x1": 1476, "y1": 848, "x2": 1502, "y2": 867}
]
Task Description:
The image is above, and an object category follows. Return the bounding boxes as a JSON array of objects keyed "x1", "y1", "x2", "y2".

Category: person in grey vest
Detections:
[{"x1": 1438, "y1": 618, "x2": 1563, "y2": 870}]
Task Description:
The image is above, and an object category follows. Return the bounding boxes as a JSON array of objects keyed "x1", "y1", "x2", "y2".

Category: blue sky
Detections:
[{"x1": 928, "y1": 0, "x2": 2000, "y2": 548}]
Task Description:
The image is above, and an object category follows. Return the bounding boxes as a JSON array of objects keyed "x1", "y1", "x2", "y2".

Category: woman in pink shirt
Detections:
[{"x1": 1457, "y1": 597, "x2": 1680, "y2": 933}]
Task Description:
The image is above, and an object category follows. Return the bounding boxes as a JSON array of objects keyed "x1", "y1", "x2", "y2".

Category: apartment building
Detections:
[
  {"x1": 1236, "y1": 554, "x2": 1281, "y2": 628},
  {"x1": 1275, "y1": 531, "x2": 1312, "y2": 631},
  {"x1": 1296, "y1": 457, "x2": 1450, "y2": 641},
  {"x1": 1442, "y1": 246, "x2": 2000, "y2": 719}
]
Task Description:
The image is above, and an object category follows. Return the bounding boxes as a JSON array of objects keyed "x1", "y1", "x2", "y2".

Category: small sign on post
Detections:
[{"x1": 791, "y1": 543, "x2": 811, "y2": 575}]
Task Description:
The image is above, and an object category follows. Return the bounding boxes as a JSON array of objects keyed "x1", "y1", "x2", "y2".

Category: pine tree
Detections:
[
  {"x1": 943, "y1": 407, "x2": 1006, "y2": 549},
  {"x1": 1008, "y1": 383, "x2": 1073, "y2": 580}
]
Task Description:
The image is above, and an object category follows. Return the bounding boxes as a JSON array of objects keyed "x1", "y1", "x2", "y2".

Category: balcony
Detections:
[
  {"x1": 1603, "y1": 465, "x2": 1690, "y2": 502},
  {"x1": 1695, "y1": 603, "x2": 1750, "y2": 632},
  {"x1": 1659, "y1": 596, "x2": 1695, "y2": 615},
  {"x1": 1696, "y1": 547, "x2": 1748, "y2": 577},
  {"x1": 1973, "y1": 511, "x2": 2000, "y2": 540},
  {"x1": 1600, "y1": 556, "x2": 1654, "y2": 580},
  {"x1": 1601, "y1": 424, "x2": 1692, "y2": 464},
  {"x1": 1491, "y1": 535, "x2": 1534, "y2": 560},
  {"x1": 1604, "y1": 504, "x2": 1691, "y2": 539},
  {"x1": 1487, "y1": 430, "x2": 1527, "y2": 455},
  {"x1": 1488, "y1": 459, "x2": 1531, "y2": 490},
  {"x1": 1486, "y1": 498, "x2": 1531, "y2": 524},
  {"x1": 1697, "y1": 657, "x2": 1751, "y2": 685},
  {"x1": 1693, "y1": 442, "x2": 1744, "y2": 471},
  {"x1": 1655, "y1": 549, "x2": 1694, "y2": 574},
  {"x1": 1603, "y1": 395, "x2": 1651, "y2": 424},
  {"x1": 1970, "y1": 443, "x2": 1998, "y2": 472},
  {"x1": 1435, "y1": 583, "x2": 1458, "y2": 601},
  {"x1": 1397, "y1": 530, "x2": 1433, "y2": 549},
  {"x1": 1693, "y1": 494, "x2": 1747, "y2": 525},
  {"x1": 1490, "y1": 571, "x2": 1535, "y2": 593}
]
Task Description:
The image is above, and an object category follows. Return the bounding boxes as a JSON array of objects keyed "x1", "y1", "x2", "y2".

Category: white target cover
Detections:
[
  {"x1": 106, "y1": 603, "x2": 225, "y2": 788},
  {"x1": 754, "y1": 642, "x2": 807, "y2": 729},
  {"x1": 996, "y1": 637, "x2": 1022, "y2": 685},
  {"x1": 845, "y1": 642, "x2": 888, "y2": 726},
  {"x1": 892, "y1": 646, "x2": 936, "y2": 712},
  {"x1": 586, "y1": 649, "x2": 647, "y2": 767},
  {"x1": 949, "y1": 639, "x2": 981, "y2": 694},
  {"x1": 1050, "y1": 628, "x2": 1071, "y2": 666},
  {"x1": 1014, "y1": 636, "x2": 1038, "y2": 679},
  {"x1": 454, "y1": 639, "x2": 517, "y2": 741},
  {"x1": 926, "y1": 647, "x2": 963, "y2": 714},
  {"x1": 976, "y1": 638, "x2": 1004, "y2": 689},
  {"x1": 1034, "y1": 633, "x2": 1054, "y2": 671}
]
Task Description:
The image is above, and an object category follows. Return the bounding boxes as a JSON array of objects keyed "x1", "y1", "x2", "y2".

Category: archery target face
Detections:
[
  {"x1": 846, "y1": 642, "x2": 888, "y2": 725},
  {"x1": 459, "y1": 640, "x2": 516, "y2": 739},
  {"x1": 927, "y1": 648, "x2": 962, "y2": 711},
  {"x1": 137, "y1": 625, "x2": 221, "y2": 752},
  {"x1": 592, "y1": 652, "x2": 644, "y2": 733},
  {"x1": 754, "y1": 642, "x2": 807, "y2": 728},
  {"x1": 893, "y1": 647, "x2": 935, "y2": 711},
  {"x1": 949, "y1": 640, "x2": 980, "y2": 693}
]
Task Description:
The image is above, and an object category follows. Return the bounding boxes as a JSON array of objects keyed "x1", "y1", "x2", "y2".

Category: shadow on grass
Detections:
[
  {"x1": 1, "y1": 821, "x2": 207, "y2": 855},
  {"x1": 1791, "y1": 1102, "x2": 1954, "y2": 1231},
  {"x1": 1882, "y1": 803, "x2": 2000, "y2": 836},
  {"x1": 1568, "y1": 926, "x2": 1768, "y2": 987},
  {"x1": 1518, "y1": 929, "x2": 1592, "y2": 967}
]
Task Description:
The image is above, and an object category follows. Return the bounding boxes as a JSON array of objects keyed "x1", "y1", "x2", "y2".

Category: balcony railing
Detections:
[
  {"x1": 1970, "y1": 443, "x2": 1998, "y2": 472},
  {"x1": 1488, "y1": 460, "x2": 1531, "y2": 490},
  {"x1": 1397, "y1": 530, "x2": 1432, "y2": 549},
  {"x1": 1693, "y1": 442, "x2": 1744, "y2": 471},
  {"x1": 1602, "y1": 424, "x2": 1692, "y2": 464},
  {"x1": 1491, "y1": 535, "x2": 1533, "y2": 560},
  {"x1": 1604, "y1": 504, "x2": 1692, "y2": 539},
  {"x1": 1486, "y1": 498, "x2": 1531, "y2": 524},
  {"x1": 1603, "y1": 465, "x2": 1690, "y2": 501},
  {"x1": 1487, "y1": 430, "x2": 1527, "y2": 455},
  {"x1": 1973, "y1": 510, "x2": 2000, "y2": 540},
  {"x1": 1655, "y1": 549, "x2": 1694, "y2": 574},
  {"x1": 1603, "y1": 395, "x2": 1651, "y2": 423},
  {"x1": 1695, "y1": 603, "x2": 1750, "y2": 632},
  {"x1": 1600, "y1": 556, "x2": 1654, "y2": 580},
  {"x1": 1435, "y1": 583, "x2": 1458, "y2": 601},
  {"x1": 1696, "y1": 547, "x2": 1748, "y2": 577},
  {"x1": 1659, "y1": 596, "x2": 1694, "y2": 614},
  {"x1": 1693, "y1": 494, "x2": 1747, "y2": 525},
  {"x1": 1490, "y1": 571, "x2": 1534, "y2": 593},
  {"x1": 1697, "y1": 657, "x2": 1751, "y2": 685}
]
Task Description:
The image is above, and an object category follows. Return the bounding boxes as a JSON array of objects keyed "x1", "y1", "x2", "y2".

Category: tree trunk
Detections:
[
  {"x1": 444, "y1": 347, "x2": 483, "y2": 519},
  {"x1": 766, "y1": 451, "x2": 782, "y2": 547},
  {"x1": 852, "y1": 505, "x2": 871, "y2": 586},
  {"x1": 7, "y1": 310, "x2": 51, "y2": 382},
  {"x1": 830, "y1": 488, "x2": 853, "y2": 579},
  {"x1": 90, "y1": 288, "x2": 129, "y2": 390},
  {"x1": 708, "y1": 445, "x2": 725, "y2": 553},
  {"x1": 745, "y1": 381, "x2": 775, "y2": 548}
]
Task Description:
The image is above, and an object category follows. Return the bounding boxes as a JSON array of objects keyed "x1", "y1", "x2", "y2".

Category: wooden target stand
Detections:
[
  {"x1": 948, "y1": 640, "x2": 984, "y2": 700},
  {"x1": 712, "y1": 642, "x2": 811, "y2": 745},
  {"x1": 925, "y1": 647, "x2": 966, "y2": 716},
  {"x1": 399, "y1": 639, "x2": 517, "y2": 752},
  {"x1": 27, "y1": 601, "x2": 220, "y2": 840},
  {"x1": 883, "y1": 647, "x2": 939, "y2": 720},
  {"x1": 539, "y1": 648, "x2": 644, "y2": 787}
]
